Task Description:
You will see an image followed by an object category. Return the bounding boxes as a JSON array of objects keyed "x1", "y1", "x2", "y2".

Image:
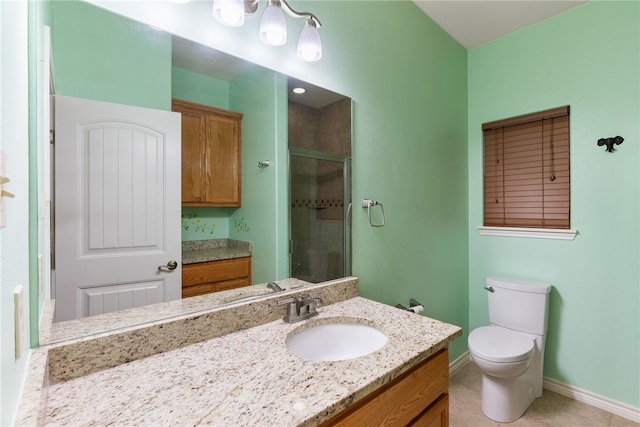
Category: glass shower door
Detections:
[{"x1": 289, "y1": 150, "x2": 351, "y2": 283}]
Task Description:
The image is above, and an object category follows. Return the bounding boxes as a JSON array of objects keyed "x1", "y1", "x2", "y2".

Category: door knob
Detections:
[{"x1": 158, "y1": 260, "x2": 178, "y2": 271}]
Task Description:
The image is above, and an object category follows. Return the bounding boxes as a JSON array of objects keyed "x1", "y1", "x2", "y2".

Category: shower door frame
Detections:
[{"x1": 288, "y1": 147, "x2": 352, "y2": 282}]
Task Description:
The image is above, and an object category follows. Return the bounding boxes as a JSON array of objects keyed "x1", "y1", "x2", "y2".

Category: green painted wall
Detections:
[
  {"x1": 51, "y1": 1, "x2": 171, "y2": 110},
  {"x1": 181, "y1": 207, "x2": 231, "y2": 241},
  {"x1": 339, "y1": 1, "x2": 469, "y2": 360},
  {"x1": 172, "y1": 66, "x2": 229, "y2": 110},
  {"x1": 228, "y1": 67, "x2": 289, "y2": 283},
  {"x1": 468, "y1": 1, "x2": 639, "y2": 407}
]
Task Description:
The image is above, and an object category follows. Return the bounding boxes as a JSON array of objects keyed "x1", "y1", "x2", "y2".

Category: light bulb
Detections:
[
  {"x1": 259, "y1": 0, "x2": 287, "y2": 46},
  {"x1": 297, "y1": 19, "x2": 322, "y2": 62},
  {"x1": 213, "y1": 0, "x2": 245, "y2": 27}
]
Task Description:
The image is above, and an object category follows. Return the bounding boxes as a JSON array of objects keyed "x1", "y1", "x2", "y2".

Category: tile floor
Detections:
[{"x1": 449, "y1": 361, "x2": 639, "y2": 427}]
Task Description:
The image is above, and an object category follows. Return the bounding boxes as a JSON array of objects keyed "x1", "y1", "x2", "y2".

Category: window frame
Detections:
[{"x1": 479, "y1": 106, "x2": 577, "y2": 240}]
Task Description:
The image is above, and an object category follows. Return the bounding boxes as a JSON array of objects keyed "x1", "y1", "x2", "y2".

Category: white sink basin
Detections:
[{"x1": 286, "y1": 320, "x2": 387, "y2": 362}]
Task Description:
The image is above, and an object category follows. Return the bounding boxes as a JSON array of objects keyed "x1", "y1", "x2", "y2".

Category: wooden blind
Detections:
[{"x1": 483, "y1": 107, "x2": 570, "y2": 229}]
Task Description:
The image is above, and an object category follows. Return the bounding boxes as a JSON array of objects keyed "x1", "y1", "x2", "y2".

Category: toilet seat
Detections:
[{"x1": 468, "y1": 326, "x2": 535, "y2": 363}]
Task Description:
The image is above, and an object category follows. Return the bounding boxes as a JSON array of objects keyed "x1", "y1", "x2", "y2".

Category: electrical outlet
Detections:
[{"x1": 14, "y1": 285, "x2": 24, "y2": 359}]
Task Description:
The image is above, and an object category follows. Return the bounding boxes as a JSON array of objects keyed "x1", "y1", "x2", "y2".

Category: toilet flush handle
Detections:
[{"x1": 484, "y1": 286, "x2": 495, "y2": 293}]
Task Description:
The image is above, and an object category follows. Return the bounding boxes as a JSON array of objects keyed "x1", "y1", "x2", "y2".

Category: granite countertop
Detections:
[
  {"x1": 40, "y1": 278, "x2": 311, "y2": 345},
  {"x1": 182, "y1": 238, "x2": 252, "y2": 264},
  {"x1": 42, "y1": 297, "x2": 462, "y2": 426}
]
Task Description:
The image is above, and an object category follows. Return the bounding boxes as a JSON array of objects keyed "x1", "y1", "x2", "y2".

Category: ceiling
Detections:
[{"x1": 413, "y1": 0, "x2": 587, "y2": 49}]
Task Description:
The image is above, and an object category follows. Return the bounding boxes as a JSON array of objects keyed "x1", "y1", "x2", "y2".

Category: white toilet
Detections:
[{"x1": 468, "y1": 276, "x2": 551, "y2": 423}]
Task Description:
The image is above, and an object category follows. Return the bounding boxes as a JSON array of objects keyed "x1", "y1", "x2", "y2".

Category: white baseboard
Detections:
[
  {"x1": 449, "y1": 351, "x2": 640, "y2": 423},
  {"x1": 449, "y1": 350, "x2": 471, "y2": 377},
  {"x1": 543, "y1": 376, "x2": 640, "y2": 423}
]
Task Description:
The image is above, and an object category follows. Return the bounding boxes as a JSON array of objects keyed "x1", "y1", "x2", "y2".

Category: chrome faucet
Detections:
[
  {"x1": 267, "y1": 282, "x2": 284, "y2": 292},
  {"x1": 278, "y1": 294, "x2": 323, "y2": 323}
]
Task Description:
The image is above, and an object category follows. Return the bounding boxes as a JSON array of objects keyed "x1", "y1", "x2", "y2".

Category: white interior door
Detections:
[{"x1": 54, "y1": 95, "x2": 181, "y2": 321}]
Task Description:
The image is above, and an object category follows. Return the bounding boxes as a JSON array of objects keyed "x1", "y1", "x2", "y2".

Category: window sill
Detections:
[{"x1": 477, "y1": 226, "x2": 578, "y2": 240}]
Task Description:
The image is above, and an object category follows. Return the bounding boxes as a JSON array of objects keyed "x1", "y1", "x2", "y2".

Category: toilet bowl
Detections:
[
  {"x1": 468, "y1": 276, "x2": 551, "y2": 423},
  {"x1": 468, "y1": 326, "x2": 535, "y2": 378}
]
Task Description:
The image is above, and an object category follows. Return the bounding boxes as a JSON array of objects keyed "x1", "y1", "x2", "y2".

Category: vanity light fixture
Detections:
[
  {"x1": 259, "y1": 0, "x2": 287, "y2": 46},
  {"x1": 212, "y1": 0, "x2": 322, "y2": 61}
]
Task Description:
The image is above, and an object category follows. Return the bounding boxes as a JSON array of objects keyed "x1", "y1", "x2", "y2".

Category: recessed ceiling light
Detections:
[{"x1": 292, "y1": 87, "x2": 306, "y2": 94}]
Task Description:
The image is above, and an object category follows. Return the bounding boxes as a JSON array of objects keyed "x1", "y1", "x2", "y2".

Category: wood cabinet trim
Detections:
[{"x1": 172, "y1": 98, "x2": 243, "y2": 120}]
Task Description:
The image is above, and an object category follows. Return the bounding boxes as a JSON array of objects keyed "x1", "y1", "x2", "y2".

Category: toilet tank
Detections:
[{"x1": 487, "y1": 276, "x2": 551, "y2": 336}]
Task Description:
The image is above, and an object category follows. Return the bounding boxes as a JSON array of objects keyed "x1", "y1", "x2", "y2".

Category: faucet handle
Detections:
[
  {"x1": 301, "y1": 294, "x2": 323, "y2": 316},
  {"x1": 308, "y1": 293, "x2": 323, "y2": 305},
  {"x1": 277, "y1": 297, "x2": 295, "y2": 305}
]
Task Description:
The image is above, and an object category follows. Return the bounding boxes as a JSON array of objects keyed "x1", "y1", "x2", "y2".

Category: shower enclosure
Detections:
[
  {"x1": 287, "y1": 78, "x2": 352, "y2": 283},
  {"x1": 289, "y1": 149, "x2": 351, "y2": 283}
]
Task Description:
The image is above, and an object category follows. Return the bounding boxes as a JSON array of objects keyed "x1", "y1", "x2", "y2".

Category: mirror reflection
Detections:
[
  {"x1": 288, "y1": 87, "x2": 352, "y2": 282},
  {"x1": 42, "y1": 1, "x2": 351, "y2": 342}
]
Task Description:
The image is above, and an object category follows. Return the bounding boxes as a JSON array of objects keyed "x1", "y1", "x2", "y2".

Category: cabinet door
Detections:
[
  {"x1": 409, "y1": 394, "x2": 449, "y2": 427},
  {"x1": 182, "y1": 257, "x2": 251, "y2": 286},
  {"x1": 204, "y1": 114, "x2": 241, "y2": 205},
  {"x1": 321, "y1": 349, "x2": 449, "y2": 426},
  {"x1": 173, "y1": 99, "x2": 243, "y2": 207},
  {"x1": 182, "y1": 257, "x2": 252, "y2": 298},
  {"x1": 181, "y1": 112, "x2": 205, "y2": 203}
]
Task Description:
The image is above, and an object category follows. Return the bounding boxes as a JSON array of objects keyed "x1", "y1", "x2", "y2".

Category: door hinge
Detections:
[{"x1": 49, "y1": 129, "x2": 54, "y2": 144}]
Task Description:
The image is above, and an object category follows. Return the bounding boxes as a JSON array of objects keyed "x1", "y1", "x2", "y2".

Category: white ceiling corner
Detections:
[{"x1": 412, "y1": 1, "x2": 588, "y2": 49}]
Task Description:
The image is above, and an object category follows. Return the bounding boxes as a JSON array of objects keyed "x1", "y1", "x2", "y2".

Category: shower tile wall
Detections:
[
  {"x1": 289, "y1": 98, "x2": 351, "y2": 157},
  {"x1": 289, "y1": 98, "x2": 351, "y2": 282}
]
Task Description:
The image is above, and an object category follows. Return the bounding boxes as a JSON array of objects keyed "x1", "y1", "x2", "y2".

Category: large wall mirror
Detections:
[{"x1": 38, "y1": 1, "x2": 351, "y2": 344}]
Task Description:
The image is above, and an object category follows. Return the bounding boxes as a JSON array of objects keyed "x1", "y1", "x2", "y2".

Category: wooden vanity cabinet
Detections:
[
  {"x1": 321, "y1": 348, "x2": 449, "y2": 427},
  {"x1": 173, "y1": 99, "x2": 243, "y2": 207},
  {"x1": 182, "y1": 257, "x2": 251, "y2": 298}
]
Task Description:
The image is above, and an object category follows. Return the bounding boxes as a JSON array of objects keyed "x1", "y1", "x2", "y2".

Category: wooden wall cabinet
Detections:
[
  {"x1": 182, "y1": 257, "x2": 251, "y2": 298},
  {"x1": 321, "y1": 348, "x2": 449, "y2": 427},
  {"x1": 173, "y1": 99, "x2": 243, "y2": 206}
]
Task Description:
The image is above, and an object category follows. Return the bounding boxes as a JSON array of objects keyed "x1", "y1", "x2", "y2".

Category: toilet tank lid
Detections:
[{"x1": 487, "y1": 276, "x2": 551, "y2": 294}]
